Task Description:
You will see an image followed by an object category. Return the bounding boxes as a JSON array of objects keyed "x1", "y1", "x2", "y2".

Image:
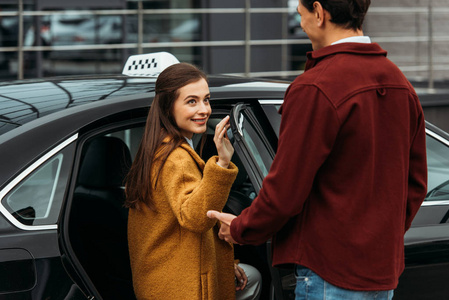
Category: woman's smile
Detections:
[{"x1": 192, "y1": 117, "x2": 208, "y2": 125}]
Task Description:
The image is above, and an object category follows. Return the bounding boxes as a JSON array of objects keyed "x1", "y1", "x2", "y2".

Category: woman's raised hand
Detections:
[{"x1": 213, "y1": 115, "x2": 234, "y2": 168}]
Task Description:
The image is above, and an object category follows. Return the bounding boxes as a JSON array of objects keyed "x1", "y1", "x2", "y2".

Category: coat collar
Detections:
[
  {"x1": 162, "y1": 136, "x2": 206, "y2": 169},
  {"x1": 179, "y1": 141, "x2": 206, "y2": 169},
  {"x1": 305, "y1": 43, "x2": 387, "y2": 71}
]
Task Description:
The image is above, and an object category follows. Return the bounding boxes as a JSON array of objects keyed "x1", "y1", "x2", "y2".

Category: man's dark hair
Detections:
[{"x1": 301, "y1": 0, "x2": 371, "y2": 31}]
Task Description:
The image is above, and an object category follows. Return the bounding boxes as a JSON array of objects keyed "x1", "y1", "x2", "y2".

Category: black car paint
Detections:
[
  {"x1": 0, "y1": 74, "x2": 448, "y2": 299},
  {"x1": 0, "y1": 74, "x2": 288, "y2": 299}
]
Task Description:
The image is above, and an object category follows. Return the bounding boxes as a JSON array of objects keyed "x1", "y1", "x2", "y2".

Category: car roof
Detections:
[
  {"x1": 0, "y1": 74, "x2": 289, "y2": 137},
  {"x1": 0, "y1": 75, "x2": 154, "y2": 136}
]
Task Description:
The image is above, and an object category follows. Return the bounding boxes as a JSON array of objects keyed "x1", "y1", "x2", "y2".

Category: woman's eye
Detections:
[
  {"x1": 187, "y1": 99, "x2": 196, "y2": 104},
  {"x1": 204, "y1": 98, "x2": 210, "y2": 103}
]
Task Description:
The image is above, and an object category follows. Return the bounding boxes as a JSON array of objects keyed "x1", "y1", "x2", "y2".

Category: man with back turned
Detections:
[{"x1": 208, "y1": 0, "x2": 427, "y2": 299}]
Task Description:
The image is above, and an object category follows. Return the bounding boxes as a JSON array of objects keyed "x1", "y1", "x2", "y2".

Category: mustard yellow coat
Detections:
[{"x1": 128, "y1": 142, "x2": 238, "y2": 300}]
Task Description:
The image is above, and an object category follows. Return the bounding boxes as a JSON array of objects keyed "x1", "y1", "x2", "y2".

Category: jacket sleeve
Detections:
[
  {"x1": 159, "y1": 151, "x2": 238, "y2": 233},
  {"x1": 231, "y1": 84, "x2": 340, "y2": 245},
  {"x1": 405, "y1": 102, "x2": 427, "y2": 232}
]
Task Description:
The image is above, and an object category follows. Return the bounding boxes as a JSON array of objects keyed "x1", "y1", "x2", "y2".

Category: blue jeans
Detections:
[{"x1": 294, "y1": 265, "x2": 394, "y2": 300}]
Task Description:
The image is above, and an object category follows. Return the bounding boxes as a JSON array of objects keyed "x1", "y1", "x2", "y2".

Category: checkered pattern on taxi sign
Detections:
[{"x1": 122, "y1": 52, "x2": 180, "y2": 77}]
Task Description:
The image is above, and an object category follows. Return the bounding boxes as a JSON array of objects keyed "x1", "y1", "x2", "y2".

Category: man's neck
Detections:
[{"x1": 322, "y1": 28, "x2": 364, "y2": 49}]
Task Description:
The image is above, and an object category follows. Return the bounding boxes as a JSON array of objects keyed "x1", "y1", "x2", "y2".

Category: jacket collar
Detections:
[
  {"x1": 305, "y1": 43, "x2": 387, "y2": 71},
  {"x1": 278, "y1": 43, "x2": 387, "y2": 115}
]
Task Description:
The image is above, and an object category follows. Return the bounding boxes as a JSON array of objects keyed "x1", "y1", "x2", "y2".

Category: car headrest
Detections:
[{"x1": 78, "y1": 136, "x2": 132, "y2": 189}]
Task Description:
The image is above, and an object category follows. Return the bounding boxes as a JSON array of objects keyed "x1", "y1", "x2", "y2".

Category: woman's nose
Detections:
[{"x1": 198, "y1": 102, "x2": 210, "y2": 114}]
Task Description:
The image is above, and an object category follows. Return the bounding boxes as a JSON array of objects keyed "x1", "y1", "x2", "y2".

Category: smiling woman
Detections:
[
  {"x1": 124, "y1": 62, "x2": 247, "y2": 299},
  {"x1": 172, "y1": 77, "x2": 211, "y2": 139}
]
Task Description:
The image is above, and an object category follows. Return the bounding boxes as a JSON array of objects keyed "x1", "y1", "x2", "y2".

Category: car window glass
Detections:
[
  {"x1": 238, "y1": 108, "x2": 273, "y2": 178},
  {"x1": 261, "y1": 104, "x2": 282, "y2": 137},
  {"x1": 425, "y1": 134, "x2": 449, "y2": 201},
  {"x1": 2, "y1": 144, "x2": 75, "y2": 226}
]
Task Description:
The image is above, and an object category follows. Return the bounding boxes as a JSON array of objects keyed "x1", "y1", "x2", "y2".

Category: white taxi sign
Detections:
[{"x1": 122, "y1": 52, "x2": 180, "y2": 77}]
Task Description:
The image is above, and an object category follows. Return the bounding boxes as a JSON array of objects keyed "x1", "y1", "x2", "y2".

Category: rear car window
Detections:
[{"x1": 1, "y1": 143, "x2": 75, "y2": 226}]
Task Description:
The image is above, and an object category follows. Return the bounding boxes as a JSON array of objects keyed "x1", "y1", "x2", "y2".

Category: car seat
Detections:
[{"x1": 69, "y1": 136, "x2": 136, "y2": 300}]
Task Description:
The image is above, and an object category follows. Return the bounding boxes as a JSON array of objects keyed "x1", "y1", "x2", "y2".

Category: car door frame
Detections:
[
  {"x1": 229, "y1": 102, "x2": 292, "y2": 300},
  {"x1": 59, "y1": 112, "x2": 148, "y2": 300}
]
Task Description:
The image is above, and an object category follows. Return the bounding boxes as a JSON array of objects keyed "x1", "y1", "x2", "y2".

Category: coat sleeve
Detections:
[
  {"x1": 159, "y1": 151, "x2": 238, "y2": 233},
  {"x1": 405, "y1": 101, "x2": 427, "y2": 232},
  {"x1": 231, "y1": 84, "x2": 340, "y2": 245}
]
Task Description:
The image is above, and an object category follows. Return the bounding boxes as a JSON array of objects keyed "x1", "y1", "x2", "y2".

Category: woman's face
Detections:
[{"x1": 172, "y1": 78, "x2": 211, "y2": 139}]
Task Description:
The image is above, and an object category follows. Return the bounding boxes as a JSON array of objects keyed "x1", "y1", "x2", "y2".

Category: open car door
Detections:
[{"x1": 229, "y1": 103, "x2": 296, "y2": 300}]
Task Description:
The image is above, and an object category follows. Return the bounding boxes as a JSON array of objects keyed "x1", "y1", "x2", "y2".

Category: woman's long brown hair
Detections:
[{"x1": 124, "y1": 63, "x2": 208, "y2": 210}]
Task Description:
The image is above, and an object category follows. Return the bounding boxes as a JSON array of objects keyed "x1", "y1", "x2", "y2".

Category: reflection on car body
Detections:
[{"x1": 0, "y1": 53, "x2": 448, "y2": 300}]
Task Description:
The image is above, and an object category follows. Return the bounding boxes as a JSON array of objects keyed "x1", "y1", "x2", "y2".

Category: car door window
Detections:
[
  {"x1": 1, "y1": 142, "x2": 75, "y2": 227},
  {"x1": 261, "y1": 103, "x2": 282, "y2": 137},
  {"x1": 238, "y1": 113, "x2": 271, "y2": 177},
  {"x1": 231, "y1": 104, "x2": 275, "y2": 190},
  {"x1": 426, "y1": 133, "x2": 449, "y2": 201}
]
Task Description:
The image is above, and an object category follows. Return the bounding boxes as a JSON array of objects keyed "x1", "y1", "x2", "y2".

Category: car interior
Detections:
[
  {"x1": 69, "y1": 135, "x2": 135, "y2": 299},
  {"x1": 67, "y1": 116, "x2": 272, "y2": 299}
]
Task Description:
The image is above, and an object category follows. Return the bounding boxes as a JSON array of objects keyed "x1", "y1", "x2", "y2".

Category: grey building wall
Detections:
[
  {"x1": 365, "y1": 0, "x2": 449, "y2": 81},
  {"x1": 200, "y1": 0, "x2": 449, "y2": 79},
  {"x1": 201, "y1": 0, "x2": 287, "y2": 74},
  {"x1": 365, "y1": 1, "x2": 449, "y2": 132}
]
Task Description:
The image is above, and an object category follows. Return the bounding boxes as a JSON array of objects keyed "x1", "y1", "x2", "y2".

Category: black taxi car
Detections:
[{"x1": 0, "y1": 52, "x2": 449, "y2": 300}]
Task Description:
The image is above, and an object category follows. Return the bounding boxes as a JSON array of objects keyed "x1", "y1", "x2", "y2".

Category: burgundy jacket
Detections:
[{"x1": 230, "y1": 43, "x2": 427, "y2": 291}]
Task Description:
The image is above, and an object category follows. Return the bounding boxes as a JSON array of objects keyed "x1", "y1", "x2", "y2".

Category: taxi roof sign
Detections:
[{"x1": 122, "y1": 52, "x2": 180, "y2": 77}]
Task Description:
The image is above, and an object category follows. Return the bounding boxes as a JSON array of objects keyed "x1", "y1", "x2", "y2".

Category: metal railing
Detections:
[
  {"x1": 367, "y1": 6, "x2": 449, "y2": 90},
  {"x1": 1, "y1": 2, "x2": 449, "y2": 89}
]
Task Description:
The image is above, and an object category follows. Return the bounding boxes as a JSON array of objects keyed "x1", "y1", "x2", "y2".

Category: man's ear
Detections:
[{"x1": 313, "y1": 1, "x2": 325, "y2": 27}]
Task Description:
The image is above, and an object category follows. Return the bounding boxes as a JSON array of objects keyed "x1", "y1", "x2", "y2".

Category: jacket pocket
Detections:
[{"x1": 201, "y1": 273, "x2": 208, "y2": 300}]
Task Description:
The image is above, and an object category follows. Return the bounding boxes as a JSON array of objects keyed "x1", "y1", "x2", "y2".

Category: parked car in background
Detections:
[
  {"x1": 22, "y1": 12, "x2": 201, "y2": 61},
  {"x1": 0, "y1": 14, "x2": 34, "y2": 75},
  {"x1": 22, "y1": 13, "x2": 124, "y2": 61},
  {"x1": 41, "y1": 14, "x2": 122, "y2": 46},
  {"x1": 0, "y1": 53, "x2": 448, "y2": 300}
]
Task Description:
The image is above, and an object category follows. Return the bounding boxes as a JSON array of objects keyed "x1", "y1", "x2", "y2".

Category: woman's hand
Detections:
[
  {"x1": 214, "y1": 115, "x2": 234, "y2": 168},
  {"x1": 234, "y1": 264, "x2": 248, "y2": 291}
]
